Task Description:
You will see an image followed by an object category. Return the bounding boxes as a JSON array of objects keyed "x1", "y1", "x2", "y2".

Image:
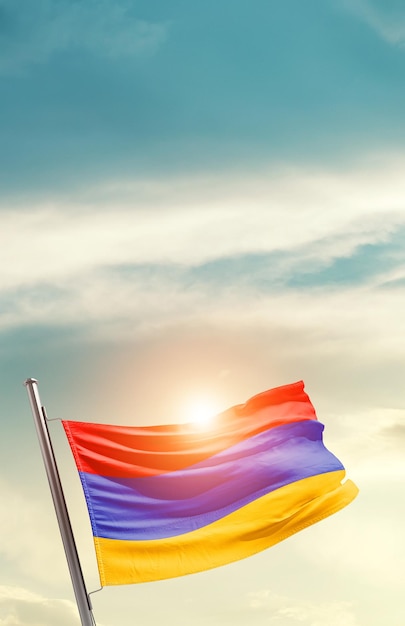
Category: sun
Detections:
[{"x1": 182, "y1": 395, "x2": 221, "y2": 428}]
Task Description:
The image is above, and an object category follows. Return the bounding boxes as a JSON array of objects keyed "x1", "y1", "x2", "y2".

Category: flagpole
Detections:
[{"x1": 24, "y1": 378, "x2": 95, "y2": 626}]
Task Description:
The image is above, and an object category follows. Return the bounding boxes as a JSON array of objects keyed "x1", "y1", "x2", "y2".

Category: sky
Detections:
[{"x1": 1, "y1": 0, "x2": 405, "y2": 624}]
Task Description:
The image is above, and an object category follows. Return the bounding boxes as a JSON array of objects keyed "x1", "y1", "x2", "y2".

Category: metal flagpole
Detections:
[{"x1": 24, "y1": 378, "x2": 95, "y2": 626}]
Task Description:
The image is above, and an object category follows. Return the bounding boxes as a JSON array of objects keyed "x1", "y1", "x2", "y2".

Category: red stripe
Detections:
[{"x1": 63, "y1": 381, "x2": 316, "y2": 478}]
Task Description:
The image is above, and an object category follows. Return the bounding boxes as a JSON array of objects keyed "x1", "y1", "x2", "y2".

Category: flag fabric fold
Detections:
[{"x1": 62, "y1": 380, "x2": 358, "y2": 585}]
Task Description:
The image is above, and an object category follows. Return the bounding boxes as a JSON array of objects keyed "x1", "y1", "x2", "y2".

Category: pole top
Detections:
[{"x1": 24, "y1": 378, "x2": 38, "y2": 386}]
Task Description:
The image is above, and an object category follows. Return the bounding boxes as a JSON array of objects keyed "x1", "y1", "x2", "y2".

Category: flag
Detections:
[{"x1": 62, "y1": 381, "x2": 358, "y2": 586}]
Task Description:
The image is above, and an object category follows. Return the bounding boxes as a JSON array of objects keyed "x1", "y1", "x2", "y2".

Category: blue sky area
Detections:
[
  {"x1": 1, "y1": 1, "x2": 405, "y2": 625},
  {"x1": 2, "y1": 0, "x2": 405, "y2": 192}
]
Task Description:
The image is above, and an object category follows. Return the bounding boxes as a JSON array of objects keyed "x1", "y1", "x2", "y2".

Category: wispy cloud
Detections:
[
  {"x1": 246, "y1": 589, "x2": 360, "y2": 625},
  {"x1": 0, "y1": 586, "x2": 80, "y2": 626},
  {"x1": 0, "y1": 0, "x2": 169, "y2": 73},
  {"x1": 1, "y1": 154, "x2": 405, "y2": 335},
  {"x1": 341, "y1": 0, "x2": 405, "y2": 46},
  {"x1": 378, "y1": 422, "x2": 405, "y2": 447}
]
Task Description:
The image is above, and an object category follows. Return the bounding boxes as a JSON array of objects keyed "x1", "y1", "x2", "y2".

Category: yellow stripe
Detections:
[{"x1": 95, "y1": 470, "x2": 358, "y2": 585}]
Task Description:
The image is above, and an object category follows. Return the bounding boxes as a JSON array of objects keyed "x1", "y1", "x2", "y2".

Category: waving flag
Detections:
[{"x1": 62, "y1": 381, "x2": 358, "y2": 586}]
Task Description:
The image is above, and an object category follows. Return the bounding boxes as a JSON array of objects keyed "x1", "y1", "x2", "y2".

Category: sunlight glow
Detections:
[{"x1": 183, "y1": 396, "x2": 221, "y2": 428}]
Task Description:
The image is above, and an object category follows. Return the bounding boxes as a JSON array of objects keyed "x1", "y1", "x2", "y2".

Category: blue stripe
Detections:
[{"x1": 79, "y1": 420, "x2": 344, "y2": 541}]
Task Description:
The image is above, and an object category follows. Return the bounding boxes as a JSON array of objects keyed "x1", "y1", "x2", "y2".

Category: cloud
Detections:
[
  {"x1": 277, "y1": 602, "x2": 359, "y2": 626},
  {"x1": 378, "y1": 422, "x2": 405, "y2": 447},
  {"x1": 245, "y1": 590, "x2": 360, "y2": 626},
  {"x1": 0, "y1": 586, "x2": 79, "y2": 626},
  {"x1": 1, "y1": 154, "x2": 405, "y2": 337},
  {"x1": 2, "y1": 155, "x2": 405, "y2": 272},
  {"x1": 341, "y1": 0, "x2": 405, "y2": 46},
  {"x1": 0, "y1": 0, "x2": 169, "y2": 73}
]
